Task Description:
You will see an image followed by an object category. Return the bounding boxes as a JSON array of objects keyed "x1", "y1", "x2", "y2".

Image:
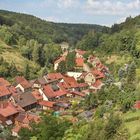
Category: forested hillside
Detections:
[
  {"x1": 0, "y1": 10, "x2": 108, "y2": 45},
  {"x1": 0, "y1": 10, "x2": 109, "y2": 80}
]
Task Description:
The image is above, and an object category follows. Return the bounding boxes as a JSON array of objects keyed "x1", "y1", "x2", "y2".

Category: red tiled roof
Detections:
[
  {"x1": 92, "y1": 80, "x2": 102, "y2": 88},
  {"x1": 15, "y1": 112, "x2": 40, "y2": 124},
  {"x1": 58, "y1": 82, "x2": 68, "y2": 90},
  {"x1": 78, "y1": 83, "x2": 89, "y2": 88},
  {"x1": 47, "y1": 73, "x2": 63, "y2": 81},
  {"x1": 0, "y1": 78, "x2": 11, "y2": 87},
  {"x1": 43, "y1": 85, "x2": 54, "y2": 98},
  {"x1": 76, "y1": 49, "x2": 86, "y2": 55},
  {"x1": 54, "y1": 90, "x2": 67, "y2": 97},
  {"x1": 39, "y1": 100, "x2": 55, "y2": 108},
  {"x1": 63, "y1": 75, "x2": 79, "y2": 88},
  {"x1": 0, "y1": 86, "x2": 11, "y2": 97},
  {"x1": 32, "y1": 90, "x2": 43, "y2": 101},
  {"x1": 0, "y1": 102, "x2": 19, "y2": 117},
  {"x1": 15, "y1": 76, "x2": 31, "y2": 89},
  {"x1": 43, "y1": 85, "x2": 67, "y2": 98},
  {"x1": 134, "y1": 101, "x2": 140, "y2": 109},
  {"x1": 70, "y1": 91, "x2": 85, "y2": 97},
  {"x1": 92, "y1": 69, "x2": 105, "y2": 79},
  {"x1": 75, "y1": 58, "x2": 84, "y2": 67}
]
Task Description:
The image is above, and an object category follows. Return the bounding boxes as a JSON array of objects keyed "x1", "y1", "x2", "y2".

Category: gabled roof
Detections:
[
  {"x1": 39, "y1": 100, "x2": 55, "y2": 108},
  {"x1": 43, "y1": 85, "x2": 67, "y2": 98},
  {"x1": 63, "y1": 75, "x2": 79, "y2": 88},
  {"x1": 15, "y1": 76, "x2": 31, "y2": 89},
  {"x1": 92, "y1": 80, "x2": 102, "y2": 88},
  {"x1": 76, "y1": 49, "x2": 86, "y2": 55},
  {"x1": 46, "y1": 73, "x2": 63, "y2": 81},
  {"x1": 0, "y1": 78, "x2": 11, "y2": 87},
  {"x1": 78, "y1": 83, "x2": 89, "y2": 88},
  {"x1": 13, "y1": 92, "x2": 37, "y2": 108},
  {"x1": 75, "y1": 58, "x2": 84, "y2": 67},
  {"x1": 92, "y1": 69, "x2": 105, "y2": 79},
  {"x1": 32, "y1": 90, "x2": 43, "y2": 101},
  {"x1": 0, "y1": 102, "x2": 19, "y2": 117},
  {"x1": 134, "y1": 101, "x2": 140, "y2": 109},
  {"x1": 69, "y1": 91, "x2": 85, "y2": 97},
  {"x1": 0, "y1": 86, "x2": 11, "y2": 97},
  {"x1": 15, "y1": 112, "x2": 40, "y2": 124}
]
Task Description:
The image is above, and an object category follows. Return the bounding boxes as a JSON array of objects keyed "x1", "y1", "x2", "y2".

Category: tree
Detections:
[
  {"x1": 32, "y1": 44, "x2": 40, "y2": 63},
  {"x1": 18, "y1": 115, "x2": 72, "y2": 140},
  {"x1": 127, "y1": 61, "x2": 136, "y2": 84},
  {"x1": 8, "y1": 62, "x2": 18, "y2": 77},
  {"x1": 66, "y1": 51, "x2": 76, "y2": 71},
  {"x1": 24, "y1": 63, "x2": 30, "y2": 79},
  {"x1": 84, "y1": 93, "x2": 98, "y2": 110},
  {"x1": 57, "y1": 61, "x2": 67, "y2": 74},
  {"x1": 104, "y1": 114, "x2": 122, "y2": 139}
]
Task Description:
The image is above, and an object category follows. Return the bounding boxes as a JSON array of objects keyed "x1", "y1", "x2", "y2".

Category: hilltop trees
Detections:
[{"x1": 66, "y1": 51, "x2": 76, "y2": 71}]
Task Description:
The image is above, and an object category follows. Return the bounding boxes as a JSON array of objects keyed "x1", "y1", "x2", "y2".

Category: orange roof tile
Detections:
[
  {"x1": 32, "y1": 90, "x2": 43, "y2": 101},
  {"x1": 39, "y1": 100, "x2": 55, "y2": 108},
  {"x1": 0, "y1": 78, "x2": 11, "y2": 87},
  {"x1": 0, "y1": 102, "x2": 19, "y2": 117},
  {"x1": 47, "y1": 73, "x2": 63, "y2": 81},
  {"x1": 75, "y1": 58, "x2": 84, "y2": 67},
  {"x1": 0, "y1": 86, "x2": 11, "y2": 97}
]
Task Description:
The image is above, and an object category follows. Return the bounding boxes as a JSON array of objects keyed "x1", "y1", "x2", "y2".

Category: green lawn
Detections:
[
  {"x1": 122, "y1": 110, "x2": 140, "y2": 140},
  {"x1": 0, "y1": 39, "x2": 40, "y2": 71}
]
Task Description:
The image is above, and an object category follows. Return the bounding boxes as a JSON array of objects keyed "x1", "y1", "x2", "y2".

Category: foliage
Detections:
[{"x1": 18, "y1": 115, "x2": 72, "y2": 140}]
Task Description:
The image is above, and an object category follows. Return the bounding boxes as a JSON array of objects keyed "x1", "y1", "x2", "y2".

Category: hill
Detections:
[{"x1": 0, "y1": 10, "x2": 108, "y2": 45}]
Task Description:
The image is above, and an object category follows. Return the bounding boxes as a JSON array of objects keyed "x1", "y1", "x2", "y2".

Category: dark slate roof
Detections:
[{"x1": 13, "y1": 92, "x2": 37, "y2": 108}]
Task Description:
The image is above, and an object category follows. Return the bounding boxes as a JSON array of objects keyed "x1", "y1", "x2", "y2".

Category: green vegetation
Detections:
[{"x1": 1, "y1": 10, "x2": 140, "y2": 140}]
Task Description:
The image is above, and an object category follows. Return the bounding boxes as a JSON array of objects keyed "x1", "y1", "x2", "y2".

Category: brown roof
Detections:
[
  {"x1": 0, "y1": 102, "x2": 19, "y2": 117},
  {"x1": 39, "y1": 100, "x2": 55, "y2": 108},
  {"x1": 32, "y1": 90, "x2": 43, "y2": 101},
  {"x1": 0, "y1": 86, "x2": 11, "y2": 97},
  {"x1": 15, "y1": 76, "x2": 31, "y2": 89},
  {"x1": 0, "y1": 78, "x2": 11, "y2": 87},
  {"x1": 63, "y1": 75, "x2": 79, "y2": 88},
  {"x1": 43, "y1": 85, "x2": 67, "y2": 98},
  {"x1": 13, "y1": 93, "x2": 37, "y2": 108},
  {"x1": 15, "y1": 112, "x2": 40, "y2": 124},
  {"x1": 47, "y1": 73, "x2": 63, "y2": 81}
]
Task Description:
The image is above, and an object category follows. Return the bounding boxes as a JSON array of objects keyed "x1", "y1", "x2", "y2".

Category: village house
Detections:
[
  {"x1": 0, "y1": 86, "x2": 12, "y2": 101},
  {"x1": 79, "y1": 72, "x2": 96, "y2": 85},
  {"x1": 32, "y1": 90, "x2": 43, "y2": 102},
  {"x1": 39, "y1": 84, "x2": 67, "y2": 101},
  {"x1": 15, "y1": 76, "x2": 32, "y2": 93},
  {"x1": 92, "y1": 69, "x2": 105, "y2": 79},
  {"x1": 11, "y1": 92, "x2": 37, "y2": 111},
  {"x1": 75, "y1": 49, "x2": 87, "y2": 58},
  {"x1": 90, "y1": 80, "x2": 104, "y2": 92},
  {"x1": 0, "y1": 102, "x2": 22, "y2": 125},
  {"x1": 54, "y1": 56, "x2": 66, "y2": 70},
  {"x1": 87, "y1": 55, "x2": 100, "y2": 67},
  {"x1": 0, "y1": 77, "x2": 11, "y2": 87},
  {"x1": 53, "y1": 102, "x2": 70, "y2": 111},
  {"x1": 39, "y1": 100, "x2": 56, "y2": 110},
  {"x1": 44, "y1": 73, "x2": 64, "y2": 84},
  {"x1": 75, "y1": 57, "x2": 84, "y2": 70},
  {"x1": 30, "y1": 77, "x2": 48, "y2": 89},
  {"x1": 12, "y1": 112, "x2": 40, "y2": 137},
  {"x1": 60, "y1": 42, "x2": 69, "y2": 52},
  {"x1": 66, "y1": 72, "x2": 82, "y2": 80}
]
